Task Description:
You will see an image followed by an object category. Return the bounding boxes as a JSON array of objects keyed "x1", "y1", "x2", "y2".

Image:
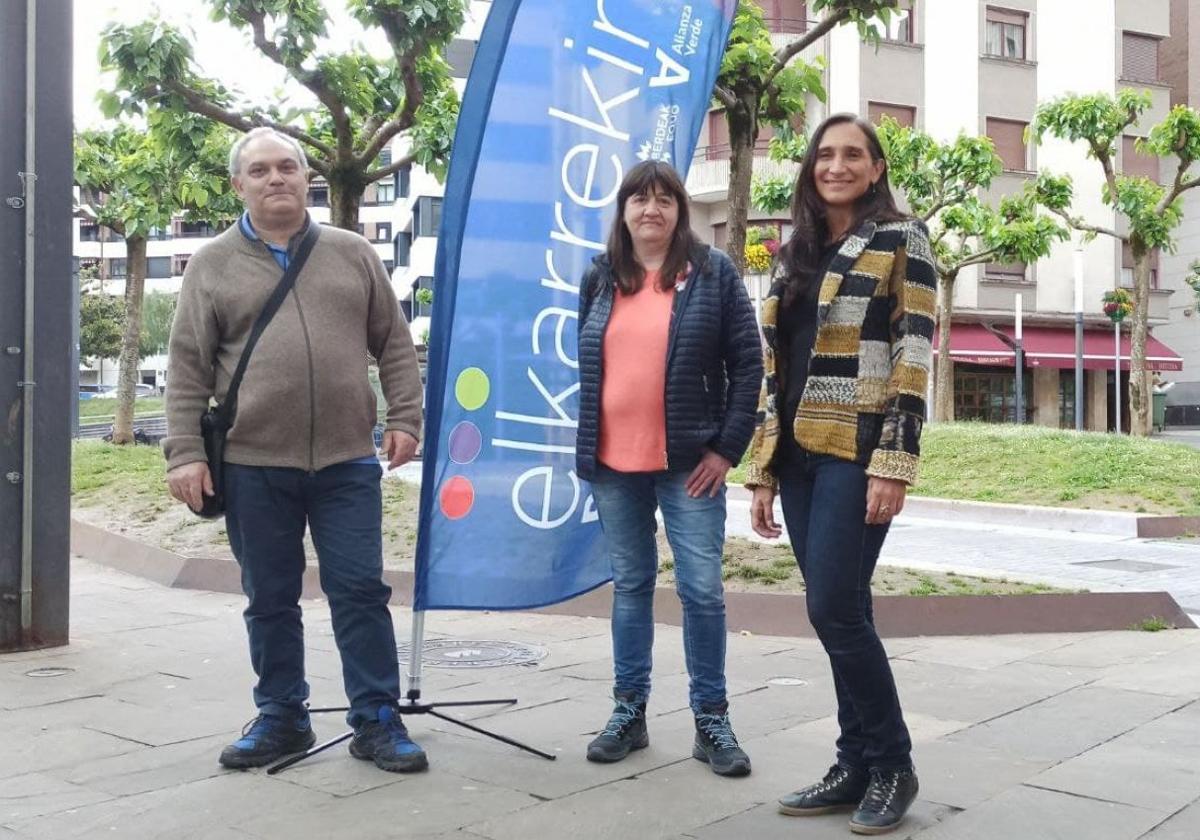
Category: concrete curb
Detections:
[
  {"x1": 70, "y1": 519, "x2": 1196, "y2": 637},
  {"x1": 723, "y1": 486, "x2": 1200, "y2": 538}
]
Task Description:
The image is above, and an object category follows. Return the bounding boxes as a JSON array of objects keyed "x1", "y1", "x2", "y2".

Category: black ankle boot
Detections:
[
  {"x1": 586, "y1": 692, "x2": 648, "y2": 763},
  {"x1": 849, "y1": 766, "x2": 919, "y2": 835},
  {"x1": 778, "y1": 763, "x2": 870, "y2": 815}
]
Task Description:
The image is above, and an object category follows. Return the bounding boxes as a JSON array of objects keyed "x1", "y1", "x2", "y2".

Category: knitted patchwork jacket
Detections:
[{"x1": 745, "y1": 218, "x2": 936, "y2": 488}]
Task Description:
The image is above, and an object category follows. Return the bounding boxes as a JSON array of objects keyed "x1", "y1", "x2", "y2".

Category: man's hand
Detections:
[
  {"x1": 866, "y1": 476, "x2": 907, "y2": 525},
  {"x1": 684, "y1": 449, "x2": 733, "y2": 498},
  {"x1": 167, "y1": 462, "x2": 214, "y2": 513},
  {"x1": 382, "y1": 430, "x2": 419, "y2": 470},
  {"x1": 750, "y1": 485, "x2": 782, "y2": 539}
]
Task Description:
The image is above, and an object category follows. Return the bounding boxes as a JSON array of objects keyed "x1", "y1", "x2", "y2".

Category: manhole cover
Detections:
[
  {"x1": 767, "y1": 677, "x2": 808, "y2": 687},
  {"x1": 396, "y1": 640, "x2": 547, "y2": 669},
  {"x1": 25, "y1": 667, "x2": 74, "y2": 678},
  {"x1": 1072, "y1": 559, "x2": 1182, "y2": 573}
]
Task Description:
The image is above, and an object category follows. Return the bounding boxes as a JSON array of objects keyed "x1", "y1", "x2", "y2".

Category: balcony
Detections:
[{"x1": 686, "y1": 148, "x2": 800, "y2": 204}]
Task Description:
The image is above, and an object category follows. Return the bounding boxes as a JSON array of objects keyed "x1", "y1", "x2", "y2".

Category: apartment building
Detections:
[{"x1": 688, "y1": 0, "x2": 1189, "y2": 432}]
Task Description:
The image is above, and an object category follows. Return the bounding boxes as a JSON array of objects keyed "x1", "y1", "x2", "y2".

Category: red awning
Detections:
[{"x1": 934, "y1": 323, "x2": 1183, "y2": 371}]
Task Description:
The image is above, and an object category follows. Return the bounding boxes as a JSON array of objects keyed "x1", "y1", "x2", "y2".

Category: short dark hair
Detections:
[
  {"x1": 605, "y1": 160, "x2": 699, "y2": 294},
  {"x1": 776, "y1": 113, "x2": 907, "y2": 297}
]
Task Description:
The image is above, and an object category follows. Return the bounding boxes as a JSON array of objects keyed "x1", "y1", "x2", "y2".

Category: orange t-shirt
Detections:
[{"x1": 598, "y1": 271, "x2": 675, "y2": 472}]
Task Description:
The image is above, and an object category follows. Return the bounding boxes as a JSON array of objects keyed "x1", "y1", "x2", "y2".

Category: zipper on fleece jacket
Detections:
[{"x1": 292, "y1": 293, "x2": 318, "y2": 474}]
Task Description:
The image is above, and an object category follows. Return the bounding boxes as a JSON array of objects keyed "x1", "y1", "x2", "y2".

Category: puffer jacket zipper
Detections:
[{"x1": 661, "y1": 256, "x2": 706, "y2": 470}]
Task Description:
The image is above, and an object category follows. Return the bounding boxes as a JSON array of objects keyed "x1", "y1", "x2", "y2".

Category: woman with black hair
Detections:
[
  {"x1": 745, "y1": 114, "x2": 936, "y2": 834},
  {"x1": 575, "y1": 160, "x2": 762, "y2": 777}
]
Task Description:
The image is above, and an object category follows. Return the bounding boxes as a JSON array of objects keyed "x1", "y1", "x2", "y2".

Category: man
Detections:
[{"x1": 164, "y1": 127, "x2": 426, "y2": 774}]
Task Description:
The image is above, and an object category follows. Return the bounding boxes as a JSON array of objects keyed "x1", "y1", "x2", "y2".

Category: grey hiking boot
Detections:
[
  {"x1": 586, "y1": 692, "x2": 648, "y2": 763},
  {"x1": 692, "y1": 701, "x2": 751, "y2": 777}
]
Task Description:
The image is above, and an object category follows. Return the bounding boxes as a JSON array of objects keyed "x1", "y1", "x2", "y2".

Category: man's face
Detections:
[{"x1": 231, "y1": 135, "x2": 308, "y2": 226}]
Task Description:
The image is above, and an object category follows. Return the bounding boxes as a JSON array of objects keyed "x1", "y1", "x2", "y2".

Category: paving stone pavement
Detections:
[{"x1": 3, "y1": 559, "x2": 1199, "y2": 840}]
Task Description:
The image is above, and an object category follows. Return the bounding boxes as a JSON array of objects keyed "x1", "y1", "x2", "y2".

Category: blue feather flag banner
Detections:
[{"x1": 413, "y1": 0, "x2": 737, "y2": 611}]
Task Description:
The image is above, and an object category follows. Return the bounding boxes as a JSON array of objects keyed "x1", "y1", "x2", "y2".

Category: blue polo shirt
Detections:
[{"x1": 239, "y1": 212, "x2": 382, "y2": 468}]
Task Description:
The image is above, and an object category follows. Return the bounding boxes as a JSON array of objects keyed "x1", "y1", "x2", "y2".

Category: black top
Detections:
[{"x1": 774, "y1": 240, "x2": 843, "y2": 468}]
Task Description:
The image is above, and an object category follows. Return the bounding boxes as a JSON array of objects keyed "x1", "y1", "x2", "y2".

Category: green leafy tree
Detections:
[
  {"x1": 139, "y1": 292, "x2": 179, "y2": 359},
  {"x1": 98, "y1": 0, "x2": 464, "y2": 230},
  {"x1": 714, "y1": 0, "x2": 899, "y2": 275},
  {"x1": 75, "y1": 117, "x2": 239, "y2": 445},
  {"x1": 1032, "y1": 90, "x2": 1200, "y2": 435},
  {"x1": 756, "y1": 118, "x2": 1068, "y2": 420},
  {"x1": 79, "y1": 293, "x2": 125, "y2": 364},
  {"x1": 1186, "y1": 259, "x2": 1200, "y2": 310}
]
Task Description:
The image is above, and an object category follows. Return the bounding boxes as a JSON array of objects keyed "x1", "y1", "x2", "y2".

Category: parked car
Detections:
[{"x1": 78, "y1": 384, "x2": 115, "y2": 400}]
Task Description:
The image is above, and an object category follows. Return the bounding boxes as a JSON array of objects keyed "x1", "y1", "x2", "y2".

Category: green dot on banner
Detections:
[{"x1": 455, "y1": 368, "x2": 490, "y2": 411}]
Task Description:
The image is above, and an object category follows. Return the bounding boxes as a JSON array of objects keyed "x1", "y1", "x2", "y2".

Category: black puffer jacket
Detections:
[{"x1": 576, "y1": 242, "x2": 763, "y2": 480}]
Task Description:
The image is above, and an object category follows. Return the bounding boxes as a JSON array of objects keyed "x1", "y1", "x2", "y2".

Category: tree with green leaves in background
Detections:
[
  {"x1": 139, "y1": 292, "x2": 179, "y2": 361},
  {"x1": 75, "y1": 116, "x2": 240, "y2": 445},
  {"x1": 98, "y1": 0, "x2": 464, "y2": 231},
  {"x1": 1032, "y1": 89, "x2": 1200, "y2": 435},
  {"x1": 753, "y1": 117, "x2": 1068, "y2": 421},
  {"x1": 713, "y1": 0, "x2": 899, "y2": 275},
  {"x1": 79, "y1": 294, "x2": 125, "y2": 366}
]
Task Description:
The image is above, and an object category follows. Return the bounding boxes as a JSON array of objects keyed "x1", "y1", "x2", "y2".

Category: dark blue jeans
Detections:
[
  {"x1": 590, "y1": 466, "x2": 728, "y2": 712},
  {"x1": 777, "y1": 452, "x2": 913, "y2": 770},
  {"x1": 224, "y1": 461, "x2": 400, "y2": 729}
]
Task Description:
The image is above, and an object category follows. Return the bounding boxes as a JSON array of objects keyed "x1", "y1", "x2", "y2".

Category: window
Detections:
[
  {"x1": 378, "y1": 147, "x2": 392, "y2": 168},
  {"x1": 172, "y1": 254, "x2": 191, "y2": 275},
  {"x1": 398, "y1": 165, "x2": 411, "y2": 199},
  {"x1": 985, "y1": 7, "x2": 1027, "y2": 60},
  {"x1": 79, "y1": 222, "x2": 100, "y2": 242},
  {"x1": 867, "y1": 102, "x2": 916, "y2": 128},
  {"x1": 1122, "y1": 135, "x2": 1159, "y2": 182},
  {"x1": 986, "y1": 117, "x2": 1029, "y2": 171},
  {"x1": 1122, "y1": 32, "x2": 1160, "y2": 83},
  {"x1": 395, "y1": 230, "x2": 412, "y2": 267},
  {"x1": 376, "y1": 222, "x2": 392, "y2": 243},
  {"x1": 1122, "y1": 243, "x2": 1160, "y2": 289},
  {"x1": 147, "y1": 256, "x2": 172, "y2": 279},
  {"x1": 954, "y1": 366, "x2": 1033, "y2": 423},
  {"x1": 382, "y1": 259, "x2": 394, "y2": 273},
  {"x1": 376, "y1": 181, "x2": 395, "y2": 204},
  {"x1": 308, "y1": 185, "x2": 329, "y2": 207},
  {"x1": 882, "y1": 1, "x2": 915, "y2": 43},
  {"x1": 357, "y1": 223, "x2": 366, "y2": 237},
  {"x1": 413, "y1": 196, "x2": 442, "y2": 238},
  {"x1": 108, "y1": 258, "x2": 127, "y2": 279},
  {"x1": 148, "y1": 225, "x2": 172, "y2": 241},
  {"x1": 761, "y1": 0, "x2": 807, "y2": 35},
  {"x1": 984, "y1": 261, "x2": 1027, "y2": 282},
  {"x1": 705, "y1": 110, "x2": 775, "y2": 160},
  {"x1": 177, "y1": 221, "x2": 221, "y2": 238}
]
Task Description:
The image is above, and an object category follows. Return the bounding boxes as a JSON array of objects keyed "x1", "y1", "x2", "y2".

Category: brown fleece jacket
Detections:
[{"x1": 163, "y1": 221, "x2": 422, "y2": 472}]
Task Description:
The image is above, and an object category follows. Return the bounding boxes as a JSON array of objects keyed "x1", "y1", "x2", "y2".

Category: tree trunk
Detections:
[
  {"x1": 725, "y1": 99, "x2": 758, "y2": 278},
  {"x1": 934, "y1": 272, "x2": 957, "y2": 422},
  {"x1": 1128, "y1": 248, "x2": 1153, "y2": 436},
  {"x1": 328, "y1": 177, "x2": 363, "y2": 231},
  {"x1": 111, "y1": 235, "x2": 147, "y2": 446}
]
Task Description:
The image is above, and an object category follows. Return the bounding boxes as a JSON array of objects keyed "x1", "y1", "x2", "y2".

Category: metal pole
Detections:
[
  {"x1": 19, "y1": 0, "x2": 38, "y2": 636},
  {"x1": 1014, "y1": 293, "x2": 1024, "y2": 424},
  {"x1": 1074, "y1": 249, "x2": 1084, "y2": 432},
  {"x1": 1114, "y1": 320, "x2": 1122, "y2": 435},
  {"x1": 405, "y1": 610, "x2": 426, "y2": 701}
]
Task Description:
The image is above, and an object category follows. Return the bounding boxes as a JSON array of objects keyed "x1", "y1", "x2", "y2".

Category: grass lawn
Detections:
[
  {"x1": 730, "y1": 422, "x2": 1200, "y2": 516},
  {"x1": 78, "y1": 397, "x2": 165, "y2": 420}
]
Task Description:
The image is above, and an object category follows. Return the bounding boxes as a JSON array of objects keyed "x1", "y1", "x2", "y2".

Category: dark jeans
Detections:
[
  {"x1": 777, "y1": 451, "x2": 913, "y2": 770},
  {"x1": 224, "y1": 461, "x2": 400, "y2": 729}
]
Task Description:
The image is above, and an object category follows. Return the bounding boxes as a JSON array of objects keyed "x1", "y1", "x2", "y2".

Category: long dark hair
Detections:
[
  {"x1": 776, "y1": 113, "x2": 907, "y2": 296},
  {"x1": 606, "y1": 160, "x2": 699, "y2": 294}
]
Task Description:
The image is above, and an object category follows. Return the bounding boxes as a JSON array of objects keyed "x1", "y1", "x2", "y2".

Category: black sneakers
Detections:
[
  {"x1": 778, "y1": 763, "x2": 871, "y2": 816},
  {"x1": 849, "y1": 767, "x2": 920, "y2": 835},
  {"x1": 349, "y1": 704, "x2": 429, "y2": 773},
  {"x1": 218, "y1": 712, "x2": 316, "y2": 769},
  {"x1": 586, "y1": 692, "x2": 648, "y2": 762},
  {"x1": 692, "y1": 702, "x2": 751, "y2": 777}
]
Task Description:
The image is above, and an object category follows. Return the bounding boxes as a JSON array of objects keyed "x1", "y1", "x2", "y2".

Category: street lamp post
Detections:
[
  {"x1": 1014, "y1": 293, "x2": 1024, "y2": 424},
  {"x1": 1073, "y1": 249, "x2": 1084, "y2": 432}
]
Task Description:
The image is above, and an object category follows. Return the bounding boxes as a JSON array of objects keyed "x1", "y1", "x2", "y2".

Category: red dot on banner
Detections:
[{"x1": 439, "y1": 476, "x2": 474, "y2": 520}]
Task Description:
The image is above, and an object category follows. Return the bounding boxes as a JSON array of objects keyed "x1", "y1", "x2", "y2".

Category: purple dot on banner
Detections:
[{"x1": 448, "y1": 421, "x2": 483, "y2": 465}]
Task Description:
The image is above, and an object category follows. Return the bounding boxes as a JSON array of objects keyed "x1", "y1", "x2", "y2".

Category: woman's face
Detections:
[
  {"x1": 813, "y1": 122, "x2": 886, "y2": 210},
  {"x1": 623, "y1": 185, "x2": 679, "y2": 253}
]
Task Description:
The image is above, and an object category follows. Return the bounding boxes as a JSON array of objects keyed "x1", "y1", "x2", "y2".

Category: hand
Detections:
[
  {"x1": 866, "y1": 476, "x2": 906, "y2": 525},
  {"x1": 685, "y1": 449, "x2": 733, "y2": 498},
  {"x1": 167, "y1": 462, "x2": 214, "y2": 513},
  {"x1": 382, "y1": 430, "x2": 419, "y2": 470},
  {"x1": 750, "y1": 486, "x2": 782, "y2": 539}
]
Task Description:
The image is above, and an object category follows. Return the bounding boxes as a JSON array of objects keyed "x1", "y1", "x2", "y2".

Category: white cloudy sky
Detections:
[{"x1": 73, "y1": 0, "x2": 393, "y2": 129}]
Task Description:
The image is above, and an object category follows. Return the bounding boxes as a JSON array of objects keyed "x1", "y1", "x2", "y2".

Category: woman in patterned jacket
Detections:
[{"x1": 745, "y1": 113, "x2": 936, "y2": 836}]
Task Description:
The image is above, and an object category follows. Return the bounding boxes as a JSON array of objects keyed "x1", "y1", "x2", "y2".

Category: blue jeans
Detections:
[
  {"x1": 777, "y1": 452, "x2": 913, "y2": 770},
  {"x1": 224, "y1": 461, "x2": 400, "y2": 729},
  {"x1": 590, "y1": 466, "x2": 728, "y2": 712}
]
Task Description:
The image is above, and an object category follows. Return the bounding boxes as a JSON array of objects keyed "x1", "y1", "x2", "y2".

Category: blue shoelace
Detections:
[
  {"x1": 601, "y1": 698, "x2": 642, "y2": 737},
  {"x1": 696, "y1": 712, "x2": 739, "y2": 750}
]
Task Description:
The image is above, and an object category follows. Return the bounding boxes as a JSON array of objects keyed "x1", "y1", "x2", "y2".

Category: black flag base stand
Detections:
[{"x1": 267, "y1": 614, "x2": 557, "y2": 775}]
